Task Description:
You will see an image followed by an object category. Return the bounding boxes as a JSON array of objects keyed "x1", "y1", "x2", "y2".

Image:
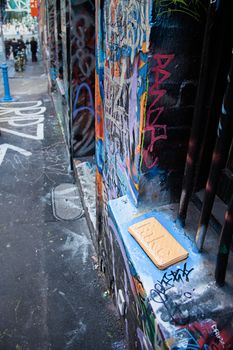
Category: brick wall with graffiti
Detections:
[
  {"x1": 71, "y1": 0, "x2": 95, "y2": 158},
  {"x1": 96, "y1": 0, "x2": 233, "y2": 349}
]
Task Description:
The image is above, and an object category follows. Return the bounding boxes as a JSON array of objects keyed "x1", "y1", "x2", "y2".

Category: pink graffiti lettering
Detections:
[{"x1": 143, "y1": 54, "x2": 174, "y2": 169}]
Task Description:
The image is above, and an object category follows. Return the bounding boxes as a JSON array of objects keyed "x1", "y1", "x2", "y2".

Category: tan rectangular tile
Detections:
[{"x1": 128, "y1": 217, "x2": 188, "y2": 269}]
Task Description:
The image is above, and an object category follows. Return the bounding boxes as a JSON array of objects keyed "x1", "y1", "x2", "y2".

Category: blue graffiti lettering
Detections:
[
  {"x1": 72, "y1": 82, "x2": 94, "y2": 120},
  {"x1": 173, "y1": 329, "x2": 200, "y2": 350}
]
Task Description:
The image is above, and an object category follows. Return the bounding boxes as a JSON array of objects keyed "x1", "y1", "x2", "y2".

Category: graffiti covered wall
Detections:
[
  {"x1": 96, "y1": 0, "x2": 150, "y2": 207},
  {"x1": 96, "y1": 0, "x2": 207, "y2": 208},
  {"x1": 71, "y1": 0, "x2": 95, "y2": 158},
  {"x1": 95, "y1": 1, "x2": 220, "y2": 349},
  {"x1": 96, "y1": 0, "x2": 208, "y2": 258},
  {"x1": 40, "y1": 0, "x2": 96, "y2": 161}
]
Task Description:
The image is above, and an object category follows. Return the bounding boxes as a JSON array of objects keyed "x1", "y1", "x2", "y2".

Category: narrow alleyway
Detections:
[{"x1": 0, "y1": 61, "x2": 125, "y2": 350}]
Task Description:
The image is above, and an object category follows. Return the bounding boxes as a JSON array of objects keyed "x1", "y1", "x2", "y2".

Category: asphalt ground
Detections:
[{"x1": 0, "y1": 60, "x2": 125, "y2": 350}]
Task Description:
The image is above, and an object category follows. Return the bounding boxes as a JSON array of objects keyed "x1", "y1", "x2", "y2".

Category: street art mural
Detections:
[
  {"x1": 139, "y1": 1, "x2": 208, "y2": 205},
  {"x1": 96, "y1": 0, "x2": 207, "y2": 234},
  {"x1": 71, "y1": 0, "x2": 95, "y2": 157},
  {"x1": 95, "y1": 0, "x2": 233, "y2": 349},
  {"x1": 96, "y1": 0, "x2": 207, "y2": 210}
]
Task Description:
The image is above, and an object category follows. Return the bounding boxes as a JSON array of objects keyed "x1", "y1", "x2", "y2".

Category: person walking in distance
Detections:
[{"x1": 30, "y1": 37, "x2": 38, "y2": 62}]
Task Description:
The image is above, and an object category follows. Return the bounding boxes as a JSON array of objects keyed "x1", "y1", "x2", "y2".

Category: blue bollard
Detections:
[{"x1": 0, "y1": 63, "x2": 14, "y2": 102}]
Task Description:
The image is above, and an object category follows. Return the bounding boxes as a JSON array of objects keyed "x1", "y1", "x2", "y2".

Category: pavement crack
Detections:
[{"x1": 15, "y1": 299, "x2": 22, "y2": 323}]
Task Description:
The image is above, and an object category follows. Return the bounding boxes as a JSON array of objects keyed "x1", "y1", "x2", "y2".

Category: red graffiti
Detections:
[
  {"x1": 143, "y1": 54, "x2": 174, "y2": 169},
  {"x1": 184, "y1": 320, "x2": 233, "y2": 350}
]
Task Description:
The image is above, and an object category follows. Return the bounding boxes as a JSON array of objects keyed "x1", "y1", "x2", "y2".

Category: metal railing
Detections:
[{"x1": 177, "y1": 1, "x2": 233, "y2": 286}]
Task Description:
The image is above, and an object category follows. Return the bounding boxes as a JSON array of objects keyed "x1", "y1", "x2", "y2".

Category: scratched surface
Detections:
[
  {"x1": 108, "y1": 195, "x2": 233, "y2": 350},
  {"x1": 0, "y1": 90, "x2": 125, "y2": 349}
]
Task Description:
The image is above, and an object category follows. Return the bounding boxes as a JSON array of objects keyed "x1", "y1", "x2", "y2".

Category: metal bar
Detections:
[
  {"x1": 215, "y1": 193, "x2": 233, "y2": 286},
  {"x1": 196, "y1": 58, "x2": 233, "y2": 251},
  {"x1": 177, "y1": 3, "x2": 214, "y2": 226},
  {"x1": 178, "y1": 1, "x2": 233, "y2": 226}
]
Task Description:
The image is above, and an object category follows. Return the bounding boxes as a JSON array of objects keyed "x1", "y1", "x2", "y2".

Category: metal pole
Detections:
[
  {"x1": 177, "y1": 3, "x2": 214, "y2": 227},
  {"x1": 177, "y1": 1, "x2": 233, "y2": 226},
  {"x1": 196, "y1": 58, "x2": 233, "y2": 251},
  {"x1": 0, "y1": 63, "x2": 14, "y2": 102}
]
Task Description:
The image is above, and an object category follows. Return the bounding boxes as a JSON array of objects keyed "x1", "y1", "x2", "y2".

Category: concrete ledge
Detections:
[
  {"x1": 108, "y1": 195, "x2": 233, "y2": 349},
  {"x1": 73, "y1": 158, "x2": 97, "y2": 251},
  {"x1": 56, "y1": 77, "x2": 65, "y2": 96}
]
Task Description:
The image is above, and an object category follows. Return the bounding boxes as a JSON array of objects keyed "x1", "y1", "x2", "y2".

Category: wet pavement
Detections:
[{"x1": 0, "y1": 60, "x2": 125, "y2": 349}]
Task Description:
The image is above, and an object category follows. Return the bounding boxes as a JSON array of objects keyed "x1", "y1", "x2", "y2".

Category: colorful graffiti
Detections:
[
  {"x1": 94, "y1": 0, "x2": 228, "y2": 349},
  {"x1": 153, "y1": 0, "x2": 206, "y2": 23},
  {"x1": 106, "y1": 197, "x2": 233, "y2": 350},
  {"x1": 142, "y1": 53, "x2": 174, "y2": 170},
  {"x1": 71, "y1": 0, "x2": 95, "y2": 157},
  {"x1": 38, "y1": 0, "x2": 233, "y2": 348},
  {"x1": 96, "y1": 0, "x2": 208, "y2": 213},
  {"x1": 139, "y1": 0, "x2": 208, "y2": 204},
  {"x1": 102, "y1": 0, "x2": 150, "y2": 203}
]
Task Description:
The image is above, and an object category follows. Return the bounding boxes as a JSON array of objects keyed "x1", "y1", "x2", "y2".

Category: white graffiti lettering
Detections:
[
  {"x1": 211, "y1": 324, "x2": 225, "y2": 346},
  {"x1": 0, "y1": 101, "x2": 45, "y2": 141},
  {"x1": 0, "y1": 100, "x2": 46, "y2": 166},
  {"x1": 105, "y1": 0, "x2": 150, "y2": 63},
  {"x1": 0, "y1": 144, "x2": 32, "y2": 166}
]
